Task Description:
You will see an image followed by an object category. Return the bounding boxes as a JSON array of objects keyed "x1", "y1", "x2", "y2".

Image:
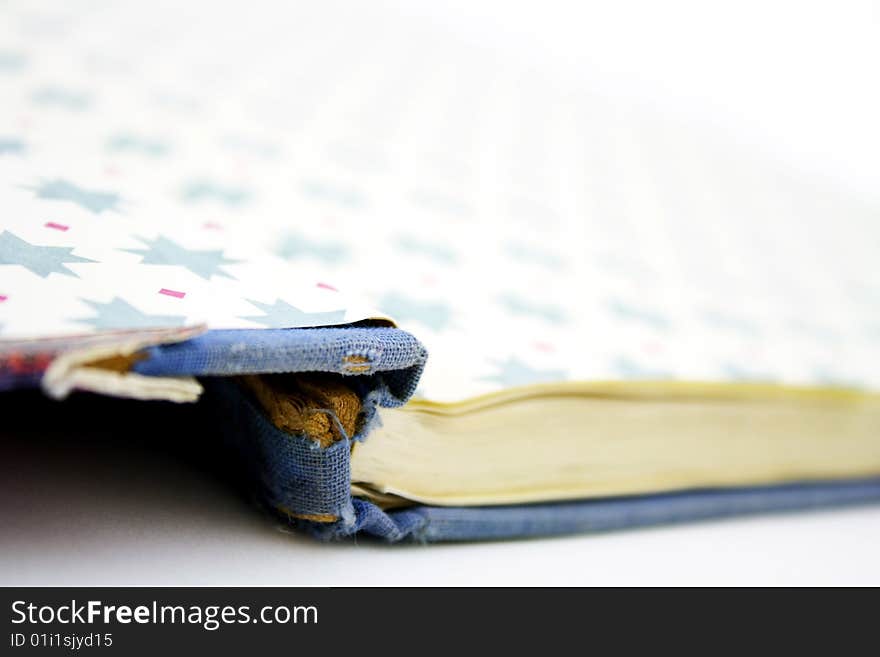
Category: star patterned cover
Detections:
[{"x1": 1, "y1": 0, "x2": 879, "y2": 403}]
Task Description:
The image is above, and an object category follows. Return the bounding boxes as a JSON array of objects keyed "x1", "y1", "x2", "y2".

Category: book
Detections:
[{"x1": 1, "y1": 1, "x2": 878, "y2": 542}]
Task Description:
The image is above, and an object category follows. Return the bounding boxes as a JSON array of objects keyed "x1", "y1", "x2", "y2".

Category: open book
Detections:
[{"x1": 1, "y1": 1, "x2": 878, "y2": 541}]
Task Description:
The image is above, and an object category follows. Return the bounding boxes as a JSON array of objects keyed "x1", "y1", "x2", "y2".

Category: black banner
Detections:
[
  {"x1": 1, "y1": 585, "x2": 862, "y2": 653},
  {"x1": 2, "y1": 587, "x2": 595, "y2": 654}
]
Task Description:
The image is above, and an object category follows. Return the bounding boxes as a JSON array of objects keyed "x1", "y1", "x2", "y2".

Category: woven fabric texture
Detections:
[
  {"x1": 193, "y1": 326, "x2": 427, "y2": 523},
  {"x1": 134, "y1": 326, "x2": 427, "y2": 406},
  {"x1": 205, "y1": 377, "x2": 357, "y2": 523}
]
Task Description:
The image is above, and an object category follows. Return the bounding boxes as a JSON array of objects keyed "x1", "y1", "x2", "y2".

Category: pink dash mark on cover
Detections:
[
  {"x1": 316, "y1": 282, "x2": 338, "y2": 292},
  {"x1": 159, "y1": 288, "x2": 186, "y2": 299},
  {"x1": 203, "y1": 221, "x2": 223, "y2": 230},
  {"x1": 0, "y1": 295, "x2": 7, "y2": 303},
  {"x1": 44, "y1": 222, "x2": 68, "y2": 232},
  {"x1": 533, "y1": 341, "x2": 555, "y2": 353}
]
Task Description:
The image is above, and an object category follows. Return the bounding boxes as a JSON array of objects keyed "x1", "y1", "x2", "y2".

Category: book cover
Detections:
[{"x1": 1, "y1": 1, "x2": 878, "y2": 542}]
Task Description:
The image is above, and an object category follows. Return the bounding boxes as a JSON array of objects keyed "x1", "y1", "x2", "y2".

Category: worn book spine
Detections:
[{"x1": 206, "y1": 374, "x2": 880, "y2": 543}]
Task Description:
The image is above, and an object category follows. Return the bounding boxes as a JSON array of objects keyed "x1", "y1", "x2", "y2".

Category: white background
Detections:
[
  {"x1": 392, "y1": 0, "x2": 880, "y2": 204},
  {"x1": 3, "y1": 0, "x2": 879, "y2": 585}
]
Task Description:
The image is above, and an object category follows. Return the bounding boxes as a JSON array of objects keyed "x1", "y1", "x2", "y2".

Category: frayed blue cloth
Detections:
[
  {"x1": 175, "y1": 327, "x2": 427, "y2": 524},
  {"x1": 133, "y1": 327, "x2": 427, "y2": 406},
  {"x1": 204, "y1": 376, "x2": 358, "y2": 523}
]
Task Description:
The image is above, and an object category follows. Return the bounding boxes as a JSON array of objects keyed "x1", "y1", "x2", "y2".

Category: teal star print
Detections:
[
  {"x1": 240, "y1": 299, "x2": 346, "y2": 328},
  {"x1": 75, "y1": 297, "x2": 187, "y2": 330},
  {"x1": 30, "y1": 179, "x2": 120, "y2": 213},
  {"x1": 0, "y1": 230, "x2": 96, "y2": 278},
  {"x1": 123, "y1": 236, "x2": 240, "y2": 280}
]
